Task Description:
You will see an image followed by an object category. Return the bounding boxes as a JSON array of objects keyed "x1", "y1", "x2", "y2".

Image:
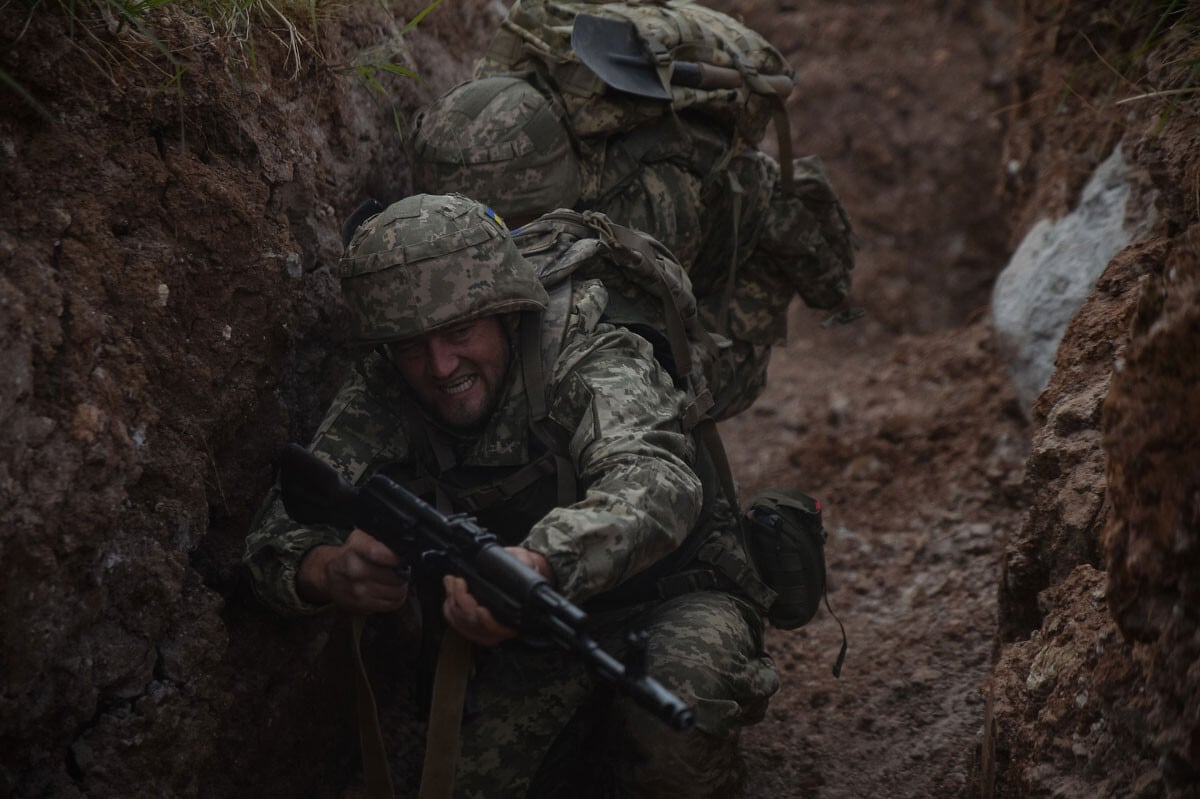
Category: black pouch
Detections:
[
  {"x1": 743, "y1": 489, "x2": 847, "y2": 677},
  {"x1": 742, "y1": 489, "x2": 828, "y2": 630}
]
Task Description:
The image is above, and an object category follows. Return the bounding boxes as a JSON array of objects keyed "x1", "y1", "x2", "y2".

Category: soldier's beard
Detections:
[
  {"x1": 391, "y1": 314, "x2": 517, "y2": 437},
  {"x1": 423, "y1": 368, "x2": 510, "y2": 436}
]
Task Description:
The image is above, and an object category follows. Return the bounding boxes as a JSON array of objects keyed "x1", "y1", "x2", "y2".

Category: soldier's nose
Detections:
[{"x1": 427, "y1": 337, "x2": 460, "y2": 378}]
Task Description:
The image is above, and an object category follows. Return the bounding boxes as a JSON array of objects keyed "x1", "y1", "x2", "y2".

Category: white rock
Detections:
[{"x1": 991, "y1": 146, "x2": 1150, "y2": 416}]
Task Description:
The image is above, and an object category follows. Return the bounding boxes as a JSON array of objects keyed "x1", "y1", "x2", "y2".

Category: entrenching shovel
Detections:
[{"x1": 571, "y1": 13, "x2": 795, "y2": 99}]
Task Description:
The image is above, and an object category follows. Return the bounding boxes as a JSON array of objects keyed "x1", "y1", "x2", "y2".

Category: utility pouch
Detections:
[
  {"x1": 743, "y1": 488, "x2": 847, "y2": 676},
  {"x1": 742, "y1": 489, "x2": 827, "y2": 630}
]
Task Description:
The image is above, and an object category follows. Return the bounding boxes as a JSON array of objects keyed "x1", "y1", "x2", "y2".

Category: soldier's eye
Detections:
[{"x1": 390, "y1": 341, "x2": 422, "y2": 361}]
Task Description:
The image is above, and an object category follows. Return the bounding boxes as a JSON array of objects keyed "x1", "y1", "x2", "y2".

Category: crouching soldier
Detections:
[{"x1": 244, "y1": 194, "x2": 779, "y2": 797}]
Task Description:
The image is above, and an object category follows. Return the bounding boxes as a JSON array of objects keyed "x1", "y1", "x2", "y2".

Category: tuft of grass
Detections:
[
  {"x1": 4, "y1": 0, "x2": 187, "y2": 123},
  {"x1": 329, "y1": 0, "x2": 446, "y2": 138},
  {"x1": 206, "y1": 0, "x2": 443, "y2": 84},
  {"x1": 1055, "y1": 0, "x2": 1199, "y2": 131},
  {"x1": 1106, "y1": 2, "x2": 1200, "y2": 114},
  {"x1": 206, "y1": 0, "x2": 331, "y2": 78},
  {"x1": 2, "y1": 0, "x2": 443, "y2": 133}
]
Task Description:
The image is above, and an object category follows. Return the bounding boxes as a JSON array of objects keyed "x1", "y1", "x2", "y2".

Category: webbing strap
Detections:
[
  {"x1": 539, "y1": 283, "x2": 574, "y2": 393},
  {"x1": 655, "y1": 568, "x2": 720, "y2": 599},
  {"x1": 428, "y1": 435, "x2": 457, "y2": 476},
  {"x1": 527, "y1": 420, "x2": 578, "y2": 506},
  {"x1": 350, "y1": 614, "x2": 395, "y2": 799},
  {"x1": 609, "y1": 224, "x2": 694, "y2": 377},
  {"x1": 824, "y1": 586, "x2": 848, "y2": 679},
  {"x1": 519, "y1": 300, "x2": 577, "y2": 506},
  {"x1": 519, "y1": 310, "x2": 549, "y2": 423},
  {"x1": 498, "y1": 18, "x2": 562, "y2": 63},
  {"x1": 772, "y1": 97, "x2": 796, "y2": 192},
  {"x1": 418, "y1": 629, "x2": 474, "y2": 799},
  {"x1": 400, "y1": 398, "x2": 457, "y2": 476},
  {"x1": 716, "y1": 170, "x2": 743, "y2": 335},
  {"x1": 680, "y1": 386, "x2": 715, "y2": 431},
  {"x1": 696, "y1": 417, "x2": 738, "y2": 508}
]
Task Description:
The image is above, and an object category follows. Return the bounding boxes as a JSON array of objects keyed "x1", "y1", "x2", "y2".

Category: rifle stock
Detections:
[{"x1": 278, "y1": 443, "x2": 696, "y2": 731}]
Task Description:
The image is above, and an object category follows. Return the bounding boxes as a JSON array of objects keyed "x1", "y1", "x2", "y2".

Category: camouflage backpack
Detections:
[
  {"x1": 477, "y1": 0, "x2": 799, "y2": 186},
  {"x1": 512, "y1": 209, "x2": 740, "y2": 500},
  {"x1": 516, "y1": 209, "x2": 719, "y2": 423}
]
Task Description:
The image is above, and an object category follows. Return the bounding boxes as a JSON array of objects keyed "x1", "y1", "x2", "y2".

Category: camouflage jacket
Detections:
[{"x1": 244, "y1": 280, "x2": 767, "y2": 616}]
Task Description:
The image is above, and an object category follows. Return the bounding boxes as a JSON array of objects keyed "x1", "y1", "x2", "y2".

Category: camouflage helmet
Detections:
[
  {"x1": 411, "y1": 77, "x2": 581, "y2": 224},
  {"x1": 338, "y1": 193, "x2": 549, "y2": 345}
]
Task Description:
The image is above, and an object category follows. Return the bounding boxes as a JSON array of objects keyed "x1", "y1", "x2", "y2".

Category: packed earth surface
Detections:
[{"x1": 2, "y1": 1, "x2": 1198, "y2": 798}]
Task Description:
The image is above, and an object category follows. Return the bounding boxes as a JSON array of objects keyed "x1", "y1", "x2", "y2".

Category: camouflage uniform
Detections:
[
  {"x1": 411, "y1": 77, "x2": 854, "y2": 419},
  {"x1": 244, "y1": 194, "x2": 779, "y2": 797}
]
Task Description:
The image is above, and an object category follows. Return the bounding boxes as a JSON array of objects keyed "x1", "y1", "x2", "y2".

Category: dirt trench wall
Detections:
[
  {"x1": 982, "y1": 1, "x2": 1200, "y2": 795},
  {"x1": 0, "y1": 3, "x2": 496, "y2": 796},
  {"x1": 1101, "y1": 226, "x2": 1200, "y2": 775},
  {"x1": 716, "y1": 0, "x2": 1016, "y2": 334}
]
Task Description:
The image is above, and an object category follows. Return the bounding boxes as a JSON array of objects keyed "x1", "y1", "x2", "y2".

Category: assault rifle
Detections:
[{"x1": 278, "y1": 443, "x2": 696, "y2": 731}]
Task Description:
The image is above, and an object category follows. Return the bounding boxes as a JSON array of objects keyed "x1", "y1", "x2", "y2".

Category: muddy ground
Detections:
[
  {"x1": 724, "y1": 311, "x2": 1027, "y2": 798},
  {"x1": 712, "y1": 2, "x2": 1027, "y2": 795}
]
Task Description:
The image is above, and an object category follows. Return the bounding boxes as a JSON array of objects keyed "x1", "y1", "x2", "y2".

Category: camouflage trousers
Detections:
[{"x1": 451, "y1": 590, "x2": 780, "y2": 799}]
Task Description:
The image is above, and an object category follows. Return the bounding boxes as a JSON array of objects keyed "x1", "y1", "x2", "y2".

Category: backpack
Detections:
[
  {"x1": 476, "y1": 0, "x2": 799, "y2": 186},
  {"x1": 516, "y1": 209, "x2": 718, "y2": 423}
]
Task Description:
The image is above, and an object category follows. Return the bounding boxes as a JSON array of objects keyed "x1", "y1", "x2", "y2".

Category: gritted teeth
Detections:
[{"x1": 442, "y1": 375, "x2": 477, "y2": 396}]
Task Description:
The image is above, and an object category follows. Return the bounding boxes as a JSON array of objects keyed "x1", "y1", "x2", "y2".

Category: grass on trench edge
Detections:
[
  {"x1": 2, "y1": 0, "x2": 443, "y2": 132},
  {"x1": 1066, "y1": 1, "x2": 1200, "y2": 126}
]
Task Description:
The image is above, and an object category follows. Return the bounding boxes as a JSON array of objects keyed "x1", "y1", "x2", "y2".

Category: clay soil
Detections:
[
  {"x1": 710, "y1": 2, "x2": 1028, "y2": 795},
  {"x1": 725, "y1": 307, "x2": 1027, "y2": 798}
]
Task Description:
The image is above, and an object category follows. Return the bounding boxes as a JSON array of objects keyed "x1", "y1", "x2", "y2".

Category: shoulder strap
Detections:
[
  {"x1": 607, "y1": 222, "x2": 696, "y2": 377},
  {"x1": 519, "y1": 303, "x2": 578, "y2": 506}
]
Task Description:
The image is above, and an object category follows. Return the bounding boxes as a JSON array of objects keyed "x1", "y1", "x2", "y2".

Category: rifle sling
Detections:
[
  {"x1": 419, "y1": 629, "x2": 474, "y2": 799},
  {"x1": 350, "y1": 614, "x2": 396, "y2": 799}
]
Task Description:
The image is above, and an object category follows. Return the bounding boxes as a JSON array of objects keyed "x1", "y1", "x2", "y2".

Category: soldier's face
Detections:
[{"x1": 389, "y1": 316, "x2": 511, "y2": 432}]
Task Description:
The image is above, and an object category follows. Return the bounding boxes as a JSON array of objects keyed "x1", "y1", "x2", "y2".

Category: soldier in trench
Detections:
[
  {"x1": 409, "y1": 74, "x2": 856, "y2": 420},
  {"x1": 243, "y1": 193, "x2": 779, "y2": 797}
]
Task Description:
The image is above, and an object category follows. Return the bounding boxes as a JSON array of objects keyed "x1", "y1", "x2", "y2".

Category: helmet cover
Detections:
[
  {"x1": 411, "y1": 77, "x2": 581, "y2": 222},
  {"x1": 338, "y1": 193, "x2": 549, "y2": 344}
]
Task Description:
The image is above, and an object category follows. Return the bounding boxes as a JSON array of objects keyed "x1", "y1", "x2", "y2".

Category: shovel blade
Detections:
[{"x1": 571, "y1": 14, "x2": 671, "y2": 101}]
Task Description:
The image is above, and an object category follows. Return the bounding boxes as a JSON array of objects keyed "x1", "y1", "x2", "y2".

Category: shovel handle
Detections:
[{"x1": 671, "y1": 62, "x2": 795, "y2": 96}]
